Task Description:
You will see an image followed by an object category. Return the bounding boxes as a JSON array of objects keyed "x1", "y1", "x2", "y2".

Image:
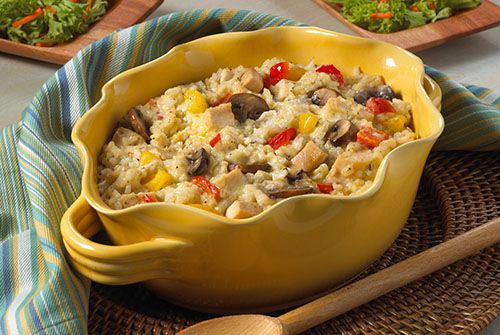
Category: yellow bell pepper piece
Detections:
[
  {"x1": 140, "y1": 150, "x2": 160, "y2": 165},
  {"x1": 382, "y1": 114, "x2": 406, "y2": 133},
  {"x1": 143, "y1": 169, "x2": 173, "y2": 191},
  {"x1": 298, "y1": 113, "x2": 319, "y2": 134},
  {"x1": 184, "y1": 88, "x2": 208, "y2": 114},
  {"x1": 285, "y1": 67, "x2": 306, "y2": 81}
]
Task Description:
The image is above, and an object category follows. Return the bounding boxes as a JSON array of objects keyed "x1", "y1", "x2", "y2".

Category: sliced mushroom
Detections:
[
  {"x1": 354, "y1": 85, "x2": 397, "y2": 105},
  {"x1": 127, "y1": 108, "x2": 150, "y2": 142},
  {"x1": 241, "y1": 69, "x2": 264, "y2": 93},
  {"x1": 186, "y1": 148, "x2": 209, "y2": 176},
  {"x1": 353, "y1": 89, "x2": 373, "y2": 105},
  {"x1": 325, "y1": 120, "x2": 358, "y2": 146},
  {"x1": 376, "y1": 85, "x2": 397, "y2": 101},
  {"x1": 311, "y1": 88, "x2": 338, "y2": 106},
  {"x1": 229, "y1": 163, "x2": 271, "y2": 174},
  {"x1": 229, "y1": 93, "x2": 269, "y2": 122},
  {"x1": 286, "y1": 168, "x2": 303, "y2": 182},
  {"x1": 266, "y1": 186, "x2": 314, "y2": 198}
]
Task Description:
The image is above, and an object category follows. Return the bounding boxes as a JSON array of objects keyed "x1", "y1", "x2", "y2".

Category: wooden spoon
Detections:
[{"x1": 178, "y1": 217, "x2": 500, "y2": 335}]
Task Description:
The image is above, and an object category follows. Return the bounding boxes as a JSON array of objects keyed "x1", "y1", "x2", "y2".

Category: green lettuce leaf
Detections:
[
  {"x1": 325, "y1": 0, "x2": 481, "y2": 33},
  {"x1": 0, "y1": 0, "x2": 108, "y2": 45}
]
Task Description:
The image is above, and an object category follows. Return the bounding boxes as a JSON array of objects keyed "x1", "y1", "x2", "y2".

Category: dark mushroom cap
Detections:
[
  {"x1": 354, "y1": 85, "x2": 397, "y2": 105},
  {"x1": 311, "y1": 88, "x2": 338, "y2": 106},
  {"x1": 127, "y1": 108, "x2": 151, "y2": 142},
  {"x1": 229, "y1": 163, "x2": 272, "y2": 174},
  {"x1": 354, "y1": 90, "x2": 374, "y2": 105},
  {"x1": 286, "y1": 168, "x2": 303, "y2": 182},
  {"x1": 376, "y1": 85, "x2": 397, "y2": 101},
  {"x1": 229, "y1": 93, "x2": 269, "y2": 122},
  {"x1": 326, "y1": 119, "x2": 358, "y2": 146},
  {"x1": 186, "y1": 148, "x2": 209, "y2": 176}
]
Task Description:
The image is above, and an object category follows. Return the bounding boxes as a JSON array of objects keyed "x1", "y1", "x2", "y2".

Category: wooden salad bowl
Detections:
[{"x1": 0, "y1": 0, "x2": 163, "y2": 64}]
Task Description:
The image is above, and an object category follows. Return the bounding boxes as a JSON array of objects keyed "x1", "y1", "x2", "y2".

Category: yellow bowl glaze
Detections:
[{"x1": 61, "y1": 26, "x2": 444, "y2": 313}]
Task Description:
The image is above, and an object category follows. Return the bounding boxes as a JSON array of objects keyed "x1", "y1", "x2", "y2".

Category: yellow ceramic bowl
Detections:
[{"x1": 61, "y1": 26, "x2": 443, "y2": 313}]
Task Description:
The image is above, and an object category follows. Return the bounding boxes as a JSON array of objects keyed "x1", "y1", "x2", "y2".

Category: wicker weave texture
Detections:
[{"x1": 88, "y1": 151, "x2": 500, "y2": 334}]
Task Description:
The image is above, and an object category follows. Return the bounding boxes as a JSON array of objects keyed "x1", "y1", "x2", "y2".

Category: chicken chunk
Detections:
[
  {"x1": 206, "y1": 103, "x2": 236, "y2": 130},
  {"x1": 291, "y1": 140, "x2": 327, "y2": 172},
  {"x1": 225, "y1": 200, "x2": 262, "y2": 219},
  {"x1": 213, "y1": 168, "x2": 246, "y2": 197},
  {"x1": 241, "y1": 68, "x2": 264, "y2": 93},
  {"x1": 112, "y1": 127, "x2": 146, "y2": 147}
]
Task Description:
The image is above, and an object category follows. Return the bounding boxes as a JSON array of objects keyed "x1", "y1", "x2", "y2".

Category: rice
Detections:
[{"x1": 97, "y1": 59, "x2": 416, "y2": 218}]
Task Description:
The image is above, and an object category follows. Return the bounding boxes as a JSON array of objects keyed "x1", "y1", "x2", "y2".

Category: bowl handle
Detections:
[
  {"x1": 60, "y1": 195, "x2": 188, "y2": 285},
  {"x1": 423, "y1": 74, "x2": 442, "y2": 110}
]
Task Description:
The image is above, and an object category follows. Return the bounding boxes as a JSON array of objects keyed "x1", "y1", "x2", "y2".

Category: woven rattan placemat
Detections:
[{"x1": 87, "y1": 151, "x2": 500, "y2": 334}]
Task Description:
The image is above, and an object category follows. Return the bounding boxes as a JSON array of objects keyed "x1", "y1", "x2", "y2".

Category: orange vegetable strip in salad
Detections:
[
  {"x1": 370, "y1": 12, "x2": 393, "y2": 19},
  {"x1": 35, "y1": 42, "x2": 55, "y2": 47},
  {"x1": 86, "y1": 0, "x2": 93, "y2": 13},
  {"x1": 12, "y1": 7, "x2": 43, "y2": 28},
  {"x1": 45, "y1": 6, "x2": 57, "y2": 14}
]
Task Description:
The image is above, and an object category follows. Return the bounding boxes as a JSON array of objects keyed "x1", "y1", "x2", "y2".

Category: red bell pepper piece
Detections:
[
  {"x1": 263, "y1": 77, "x2": 272, "y2": 89},
  {"x1": 268, "y1": 61, "x2": 290, "y2": 86},
  {"x1": 317, "y1": 183, "x2": 334, "y2": 194},
  {"x1": 213, "y1": 91, "x2": 232, "y2": 106},
  {"x1": 209, "y1": 133, "x2": 221, "y2": 148},
  {"x1": 141, "y1": 194, "x2": 157, "y2": 203},
  {"x1": 192, "y1": 176, "x2": 221, "y2": 200},
  {"x1": 366, "y1": 97, "x2": 396, "y2": 115},
  {"x1": 357, "y1": 127, "x2": 389, "y2": 149},
  {"x1": 267, "y1": 127, "x2": 297, "y2": 150},
  {"x1": 316, "y1": 64, "x2": 344, "y2": 86}
]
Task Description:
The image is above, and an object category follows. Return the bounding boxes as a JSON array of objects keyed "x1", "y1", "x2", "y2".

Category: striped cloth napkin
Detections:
[{"x1": 0, "y1": 8, "x2": 498, "y2": 335}]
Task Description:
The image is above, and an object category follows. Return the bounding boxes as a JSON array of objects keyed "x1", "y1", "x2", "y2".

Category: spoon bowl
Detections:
[{"x1": 179, "y1": 315, "x2": 284, "y2": 335}]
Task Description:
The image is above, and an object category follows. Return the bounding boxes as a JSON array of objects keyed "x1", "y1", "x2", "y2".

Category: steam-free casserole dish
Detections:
[{"x1": 61, "y1": 26, "x2": 444, "y2": 313}]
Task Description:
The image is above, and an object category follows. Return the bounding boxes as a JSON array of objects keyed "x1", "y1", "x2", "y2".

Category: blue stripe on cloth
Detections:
[
  {"x1": 0, "y1": 242, "x2": 12, "y2": 334},
  {"x1": 56, "y1": 70, "x2": 73, "y2": 141},
  {"x1": 29, "y1": 301, "x2": 44, "y2": 334},
  {"x1": 1, "y1": 241, "x2": 14, "y2": 308}
]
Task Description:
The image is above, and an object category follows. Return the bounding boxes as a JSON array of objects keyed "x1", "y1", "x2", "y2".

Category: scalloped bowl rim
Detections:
[{"x1": 72, "y1": 26, "x2": 444, "y2": 225}]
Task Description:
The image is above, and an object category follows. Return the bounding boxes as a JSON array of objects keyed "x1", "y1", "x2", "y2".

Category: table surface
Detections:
[{"x1": 0, "y1": 0, "x2": 498, "y2": 333}]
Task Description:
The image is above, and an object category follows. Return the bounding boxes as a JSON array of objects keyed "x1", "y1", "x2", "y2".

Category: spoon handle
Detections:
[{"x1": 278, "y1": 217, "x2": 500, "y2": 335}]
